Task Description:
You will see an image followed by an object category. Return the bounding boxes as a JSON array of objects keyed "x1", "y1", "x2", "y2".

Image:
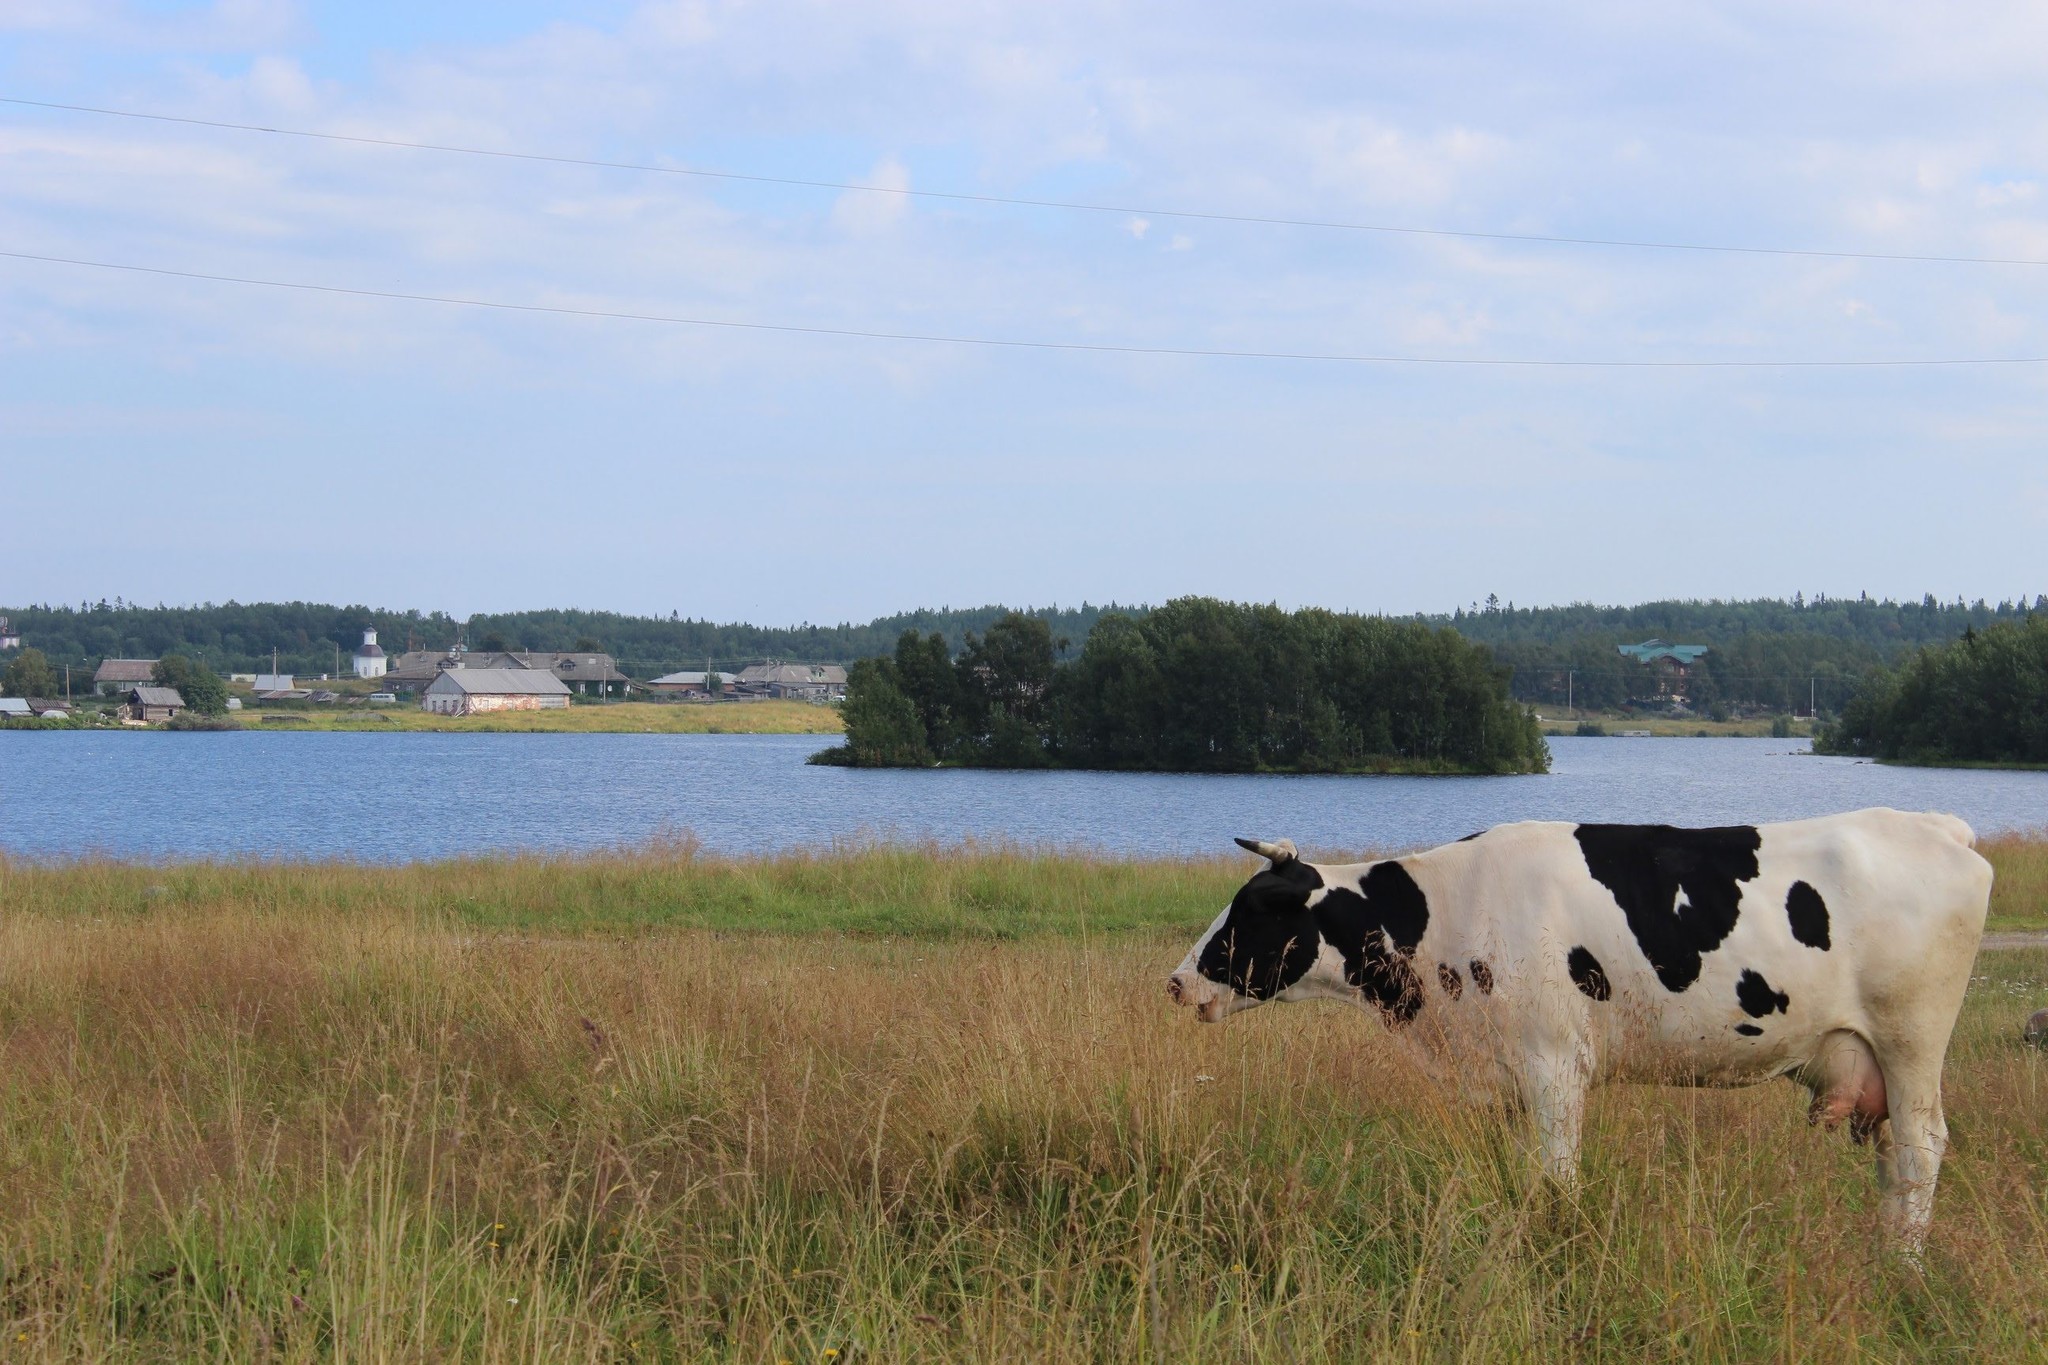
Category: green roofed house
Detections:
[{"x1": 1616, "y1": 639, "x2": 1710, "y2": 707}]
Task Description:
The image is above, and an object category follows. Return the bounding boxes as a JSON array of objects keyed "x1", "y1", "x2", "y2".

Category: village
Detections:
[
  {"x1": 0, "y1": 616, "x2": 1729, "y2": 731},
  {"x1": 0, "y1": 619, "x2": 849, "y2": 725}
]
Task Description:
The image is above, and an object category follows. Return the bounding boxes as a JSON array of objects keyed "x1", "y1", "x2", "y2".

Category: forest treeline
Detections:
[
  {"x1": 814, "y1": 599, "x2": 1549, "y2": 775},
  {"x1": 2, "y1": 594, "x2": 2036, "y2": 707},
  {"x1": 1454, "y1": 592, "x2": 2048, "y2": 713},
  {"x1": 1814, "y1": 617, "x2": 2048, "y2": 765}
]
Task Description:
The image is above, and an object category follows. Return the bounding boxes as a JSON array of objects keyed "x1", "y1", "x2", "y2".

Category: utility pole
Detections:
[
  {"x1": 1810, "y1": 676, "x2": 1817, "y2": 719},
  {"x1": 1566, "y1": 669, "x2": 1575, "y2": 717}
]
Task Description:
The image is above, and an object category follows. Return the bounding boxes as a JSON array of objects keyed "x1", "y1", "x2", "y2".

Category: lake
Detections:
[{"x1": 3, "y1": 732, "x2": 2046, "y2": 863}]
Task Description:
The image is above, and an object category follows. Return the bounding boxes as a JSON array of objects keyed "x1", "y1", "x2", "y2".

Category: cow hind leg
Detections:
[
  {"x1": 1874, "y1": 1060, "x2": 1948, "y2": 1255},
  {"x1": 1519, "y1": 1052, "x2": 1590, "y2": 1189}
]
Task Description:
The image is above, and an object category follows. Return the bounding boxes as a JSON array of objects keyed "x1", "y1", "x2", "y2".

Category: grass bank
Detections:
[{"x1": 226, "y1": 700, "x2": 844, "y2": 735}]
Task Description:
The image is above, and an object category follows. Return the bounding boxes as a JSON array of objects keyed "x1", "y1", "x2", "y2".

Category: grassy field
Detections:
[
  {"x1": 224, "y1": 700, "x2": 844, "y2": 735},
  {"x1": 0, "y1": 842, "x2": 2043, "y2": 1361}
]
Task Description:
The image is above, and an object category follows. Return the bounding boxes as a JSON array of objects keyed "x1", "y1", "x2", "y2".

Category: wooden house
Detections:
[
  {"x1": 128, "y1": 686, "x2": 185, "y2": 722},
  {"x1": 420, "y1": 667, "x2": 573, "y2": 716},
  {"x1": 95, "y1": 658, "x2": 158, "y2": 695}
]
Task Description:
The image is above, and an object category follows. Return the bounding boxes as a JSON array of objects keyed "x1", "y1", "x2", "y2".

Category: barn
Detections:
[
  {"x1": 420, "y1": 668, "x2": 573, "y2": 716},
  {"x1": 128, "y1": 686, "x2": 185, "y2": 722}
]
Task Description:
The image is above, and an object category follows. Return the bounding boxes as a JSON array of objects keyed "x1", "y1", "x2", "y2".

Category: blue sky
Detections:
[{"x1": 4, "y1": 1, "x2": 2047, "y2": 623}]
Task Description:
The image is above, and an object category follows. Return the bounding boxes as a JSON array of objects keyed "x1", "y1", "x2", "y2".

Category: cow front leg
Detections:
[{"x1": 1519, "y1": 1053, "x2": 1589, "y2": 1188}]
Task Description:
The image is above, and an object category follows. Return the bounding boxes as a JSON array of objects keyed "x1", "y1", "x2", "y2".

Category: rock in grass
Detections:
[{"x1": 2025, "y1": 1008, "x2": 2048, "y2": 1047}]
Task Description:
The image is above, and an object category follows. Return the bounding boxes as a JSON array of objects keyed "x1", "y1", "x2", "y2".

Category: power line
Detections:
[
  {"x1": 7, "y1": 94, "x2": 2047, "y2": 269},
  {"x1": 8, "y1": 247, "x2": 2048, "y2": 369}
]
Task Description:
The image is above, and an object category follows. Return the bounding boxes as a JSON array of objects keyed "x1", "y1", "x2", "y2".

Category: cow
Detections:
[{"x1": 1165, "y1": 808, "x2": 1992, "y2": 1248}]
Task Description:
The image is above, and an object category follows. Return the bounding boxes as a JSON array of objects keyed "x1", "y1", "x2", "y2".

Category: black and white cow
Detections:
[{"x1": 1167, "y1": 808, "x2": 1992, "y2": 1246}]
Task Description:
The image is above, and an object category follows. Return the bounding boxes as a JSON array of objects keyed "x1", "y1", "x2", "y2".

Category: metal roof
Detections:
[
  {"x1": 0, "y1": 698, "x2": 30, "y2": 716},
  {"x1": 1616, "y1": 639, "x2": 1710, "y2": 664},
  {"x1": 130, "y1": 686, "x2": 185, "y2": 706},
  {"x1": 424, "y1": 668, "x2": 574, "y2": 695},
  {"x1": 733, "y1": 663, "x2": 848, "y2": 685}
]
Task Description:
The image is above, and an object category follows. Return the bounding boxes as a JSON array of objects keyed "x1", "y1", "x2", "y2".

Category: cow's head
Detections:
[{"x1": 1167, "y1": 837, "x2": 1334, "y2": 1022}]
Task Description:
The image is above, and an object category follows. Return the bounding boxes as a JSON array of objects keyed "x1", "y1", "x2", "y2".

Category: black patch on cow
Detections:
[
  {"x1": 1785, "y1": 881, "x2": 1831, "y2": 950},
  {"x1": 1735, "y1": 1023, "x2": 1764, "y2": 1037},
  {"x1": 1735, "y1": 969, "x2": 1790, "y2": 1018},
  {"x1": 1456, "y1": 830, "x2": 1484, "y2": 843},
  {"x1": 1437, "y1": 963, "x2": 1463, "y2": 998},
  {"x1": 1195, "y1": 858, "x2": 1325, "y2": 1000},
  {"x1": 1566, "y1": 946, "x2": 1612, "y2": 1001},
  {"x1": 1469, "y1": 959, "x2": 1494, "y2": 995},
  {"x1": 1573, "y1": 823, "x2": 1763, "y2": 993},
  {"x1": 1314, "y1": 860, "x2": 1431, "y2": 1025}
]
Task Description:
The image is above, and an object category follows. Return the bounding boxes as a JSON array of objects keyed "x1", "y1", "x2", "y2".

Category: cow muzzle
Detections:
[{"x1": 1167, "y1": 972, "x2": 1229, "y2": 1022}]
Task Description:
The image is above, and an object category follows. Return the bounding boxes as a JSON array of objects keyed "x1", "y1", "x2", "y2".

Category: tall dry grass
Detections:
[
  {"x1": 7, "y1": 833, "x2": 2040, "y2": 936},
  {"x1": 1980, "y1": 831, "x2": 2048, "y2": 931},
  {"x1": 0, "y1": 880, "x2": 2044, "y2": 1360}
]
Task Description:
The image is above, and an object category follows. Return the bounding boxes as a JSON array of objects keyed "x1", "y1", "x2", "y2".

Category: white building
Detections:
[
  {"x1": 352, "y1": 627, "x2": 387, "y2": 680},
  {"x1": 421, "y1": 667, "x2": 573, "y2": 716}
]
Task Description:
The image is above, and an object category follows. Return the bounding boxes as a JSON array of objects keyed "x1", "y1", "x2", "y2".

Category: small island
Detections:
[
  {"x1": 812, "y1": 597, "x2": 1548, "y2": 775},
  {"x1": 1816, "y1": 616, "x2": 2048, "y2": 767}
]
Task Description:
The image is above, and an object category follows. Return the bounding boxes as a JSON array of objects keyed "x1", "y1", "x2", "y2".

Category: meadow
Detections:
[{"x1": 0, "y1": 839, "x2": 2043, "y2": 1361}]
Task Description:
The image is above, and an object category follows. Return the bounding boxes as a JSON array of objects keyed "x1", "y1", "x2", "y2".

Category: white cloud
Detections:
[
  {"x1": 829, "y1": 157, "x2": 912, "y2": 236},
  {"x1": 7, "y1": 0, "x2": 2048, "y2": 615}
]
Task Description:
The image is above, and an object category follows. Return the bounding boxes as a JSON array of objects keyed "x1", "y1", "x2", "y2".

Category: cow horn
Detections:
[{"x1": 1233, "y1": 836, "x2": 1298, "y2": 865}]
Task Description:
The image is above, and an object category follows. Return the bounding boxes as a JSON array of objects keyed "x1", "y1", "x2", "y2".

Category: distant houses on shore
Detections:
[
  {"x1": 383, "y1": 648, "x2": 632, "y2": 697},
  {"x1": 19, "y1": 623, "x2": 851, "y2": 722},
  {"x1": 647, "y1": 663, "x2": 849, "y2": 701}
]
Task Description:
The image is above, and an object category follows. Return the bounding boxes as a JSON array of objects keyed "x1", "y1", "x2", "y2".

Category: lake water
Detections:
[{"x1": 3, "y1": 733, "x2": 2046, "y2": 864}]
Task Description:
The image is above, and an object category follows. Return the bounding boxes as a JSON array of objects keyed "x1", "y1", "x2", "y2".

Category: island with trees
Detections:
[
  {"x1": 813, "y1": 598, "x2": 1548, "y2": 775},
  {"x1": 1814, "y1": 616, "x2": 2048, "y2": 766}
]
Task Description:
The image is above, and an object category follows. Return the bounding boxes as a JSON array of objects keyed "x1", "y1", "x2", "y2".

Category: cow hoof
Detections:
[{"x1": 2024, "y1": 1008, "x2": 2048, "y2": 1047}]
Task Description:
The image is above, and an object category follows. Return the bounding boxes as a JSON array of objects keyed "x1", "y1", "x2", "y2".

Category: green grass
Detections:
[
  {"x1": 0, "y1": 845, "x2": 2043, "y2": 1360},
  {"x1": 207, "y1": 700, "x2": 842, "y2": 735}
]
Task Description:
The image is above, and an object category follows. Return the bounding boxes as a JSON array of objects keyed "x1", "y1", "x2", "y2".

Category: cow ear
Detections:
[{"x1": 1234, "y1": 836, "x2": 1298, "y2": 866}]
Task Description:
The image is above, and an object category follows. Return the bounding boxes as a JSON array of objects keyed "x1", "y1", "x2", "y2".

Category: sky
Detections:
[{"x1": 4, "y1": 1, "x2": 2048, "y2": 624}]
